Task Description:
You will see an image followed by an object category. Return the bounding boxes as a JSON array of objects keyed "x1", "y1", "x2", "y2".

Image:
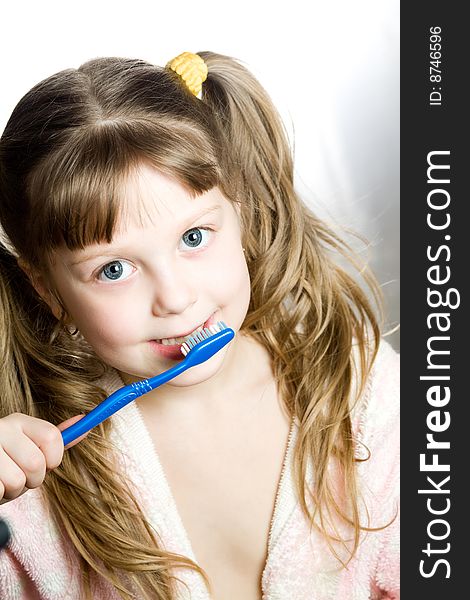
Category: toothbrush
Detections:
[{"x1": 61, "y1": 321, "x2": 234, "y2": 446}]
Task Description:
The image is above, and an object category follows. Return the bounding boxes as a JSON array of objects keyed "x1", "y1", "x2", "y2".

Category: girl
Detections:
[{"x1": 0, "y1": 52, "x2": 399, "y2": 599}]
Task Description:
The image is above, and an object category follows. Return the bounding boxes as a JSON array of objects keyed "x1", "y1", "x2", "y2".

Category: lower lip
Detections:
[{"x1": 149, "y1": 313, "x2": 217, "y2": 360}]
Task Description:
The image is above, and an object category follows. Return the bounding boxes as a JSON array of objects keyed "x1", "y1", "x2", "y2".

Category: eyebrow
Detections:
[
  {"x1": 69, "y1": 204, "x2": 222, "y2": 266},
  {"x1": 184, "y1": 204, "x2": 222, "y2": 224}
]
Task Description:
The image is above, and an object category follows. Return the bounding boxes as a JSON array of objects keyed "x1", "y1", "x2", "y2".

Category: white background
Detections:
[{"x1": 0, "y1": 0, "x2": 399, "y2": 349}]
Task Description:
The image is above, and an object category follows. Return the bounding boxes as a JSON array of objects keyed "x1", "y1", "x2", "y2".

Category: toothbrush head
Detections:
[{"x1": 180, "y1": 321, "x2": 235, "y2": 367}]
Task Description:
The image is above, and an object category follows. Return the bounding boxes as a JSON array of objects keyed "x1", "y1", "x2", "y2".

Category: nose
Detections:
[{"x1": 149, "y1": 262, "x2": 197, "y2": 317}]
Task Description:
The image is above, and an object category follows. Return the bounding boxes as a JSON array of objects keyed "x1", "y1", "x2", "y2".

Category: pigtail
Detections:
[
  {"x1": 199, "y1": 52, "x2": 301, "y2": 260},
  {"x1": 200, "y1": 52, "x2": 293, "y2": 189},
  {"x1": 0, "y1": 242, "x2": 53, "y2": 418},
  {"x1": 0, "y1": 238, "x2": 106, "y2": 418},
  {"x1": 0, "y1": 243, "x2": 31, "y2": 416},
  {"x1": 199, "y1": 52, "x2": 384, "y2": 563}
]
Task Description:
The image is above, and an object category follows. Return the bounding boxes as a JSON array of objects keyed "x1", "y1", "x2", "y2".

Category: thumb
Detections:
[{"x1": 56, "y1": 414, "x2": 89, "y2": 450}]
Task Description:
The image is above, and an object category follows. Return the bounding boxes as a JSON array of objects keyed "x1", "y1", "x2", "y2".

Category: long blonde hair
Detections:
[{"x1": 0, "y1": 52, "x2": 382, "y2": 598}]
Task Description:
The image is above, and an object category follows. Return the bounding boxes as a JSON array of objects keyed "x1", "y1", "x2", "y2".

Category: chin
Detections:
[{"x1": 168, "y1": 345, "x2": 229, "y2": 387}]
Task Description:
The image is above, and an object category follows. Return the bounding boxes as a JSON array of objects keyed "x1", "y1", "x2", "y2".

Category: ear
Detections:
[{"x1": 17, "y1": 258, "x2": 64, "y2": 320}]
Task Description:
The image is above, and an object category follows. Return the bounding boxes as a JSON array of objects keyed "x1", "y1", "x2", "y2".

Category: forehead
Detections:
[{"x1": 116, "y1": 163, "x2": 228, "y2": 234}]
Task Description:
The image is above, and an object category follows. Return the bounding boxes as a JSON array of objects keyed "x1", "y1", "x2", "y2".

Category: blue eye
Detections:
[
  {"x1": 181, "y1": 227, "x2": 212, "y2": 250},
  {"x1": 97, "y1": 260, "x2": 134, "y2": 282}
]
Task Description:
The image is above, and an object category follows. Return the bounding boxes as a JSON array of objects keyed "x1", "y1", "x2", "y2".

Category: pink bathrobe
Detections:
[{"x1": 0, "y1": 340, "x2": 399, "y2": 599}]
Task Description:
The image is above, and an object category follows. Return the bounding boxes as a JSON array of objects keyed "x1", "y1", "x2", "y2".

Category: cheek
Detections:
[
  {"x1": 65, "y1": 291, "x2": 137, "y2": 347},
  {"x1": 208, "y1": 238, "x2": 250, "y2": 307}
]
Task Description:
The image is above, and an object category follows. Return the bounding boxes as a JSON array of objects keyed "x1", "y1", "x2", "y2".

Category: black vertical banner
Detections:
[{"x1": 401, "y1": 3, "x2": 466, "y2": 597}]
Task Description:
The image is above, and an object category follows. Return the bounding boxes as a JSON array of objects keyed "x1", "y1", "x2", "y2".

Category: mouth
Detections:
[{"x1": 152, "y1": 313, "x2": 217, "y2": 347}]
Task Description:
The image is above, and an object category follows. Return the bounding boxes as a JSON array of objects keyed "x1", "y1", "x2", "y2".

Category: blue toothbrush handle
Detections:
[
  {"x1": 61, "y1": 387, "x2": 138, "y2": 446},
  {"x1": 61, "y1": 360, "x2": 188, "y2": 446},
  {"x1": 61, "y1": 324, "x2": 235, "y2": 447}
]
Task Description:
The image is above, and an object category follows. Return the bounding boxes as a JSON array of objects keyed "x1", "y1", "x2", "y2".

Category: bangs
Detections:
[{"x1": 25, "y1": 117, "x2": 221, "y2": 260}]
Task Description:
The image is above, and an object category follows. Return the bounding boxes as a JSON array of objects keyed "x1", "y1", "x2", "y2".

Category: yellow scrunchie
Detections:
[{"x1": 166, "y1": 52, "x2": 208, "y2": 97}]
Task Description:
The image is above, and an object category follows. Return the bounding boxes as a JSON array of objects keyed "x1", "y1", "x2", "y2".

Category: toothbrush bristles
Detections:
[{"x1": 180, "y1": 321, "x2": 227, "y2": 356}]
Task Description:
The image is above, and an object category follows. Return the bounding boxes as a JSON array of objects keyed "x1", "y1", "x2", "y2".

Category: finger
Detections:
[
  {"x1": 56, "y1": 414, "x2": 89, "y2": 450},
  {"x1": 17, "y1": 417, "x2": 65, "y2": 471},
  {"x1": 0, "y1": 448, "x2": 28, "y2": 500},
  {"x1": 1, "y1": 436, "x2": 48, "y2": 491},
  {"x1": 0, "y1": 413, "x2": 65, "y2": 472}
]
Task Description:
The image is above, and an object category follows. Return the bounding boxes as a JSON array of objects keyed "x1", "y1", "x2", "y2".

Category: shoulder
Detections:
[
  {"x1": 352, "y1": 338, "x2": 400, "y2": 513},
  {"x1": 368, "y1": 338, "x2": 400, "y2": 431},
  {"x1": 351, "y1": 337, "x2": 400, "y2": 442},
  {"x1": 356, "y1": 340, "x2": 400, "y2": 595},
  {"x1": 369, "y1": 337, "x2": 400, "y2": 397}
]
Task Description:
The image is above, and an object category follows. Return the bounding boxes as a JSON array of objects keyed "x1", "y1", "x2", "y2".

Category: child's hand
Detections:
[{"x1": 0, "y1": 413, "x2": 87, "y2": 504}]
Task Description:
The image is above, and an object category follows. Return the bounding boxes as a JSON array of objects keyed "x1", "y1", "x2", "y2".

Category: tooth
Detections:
[{"x1": 158, "y1": 322, "x2": 212, "y2": 346}]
